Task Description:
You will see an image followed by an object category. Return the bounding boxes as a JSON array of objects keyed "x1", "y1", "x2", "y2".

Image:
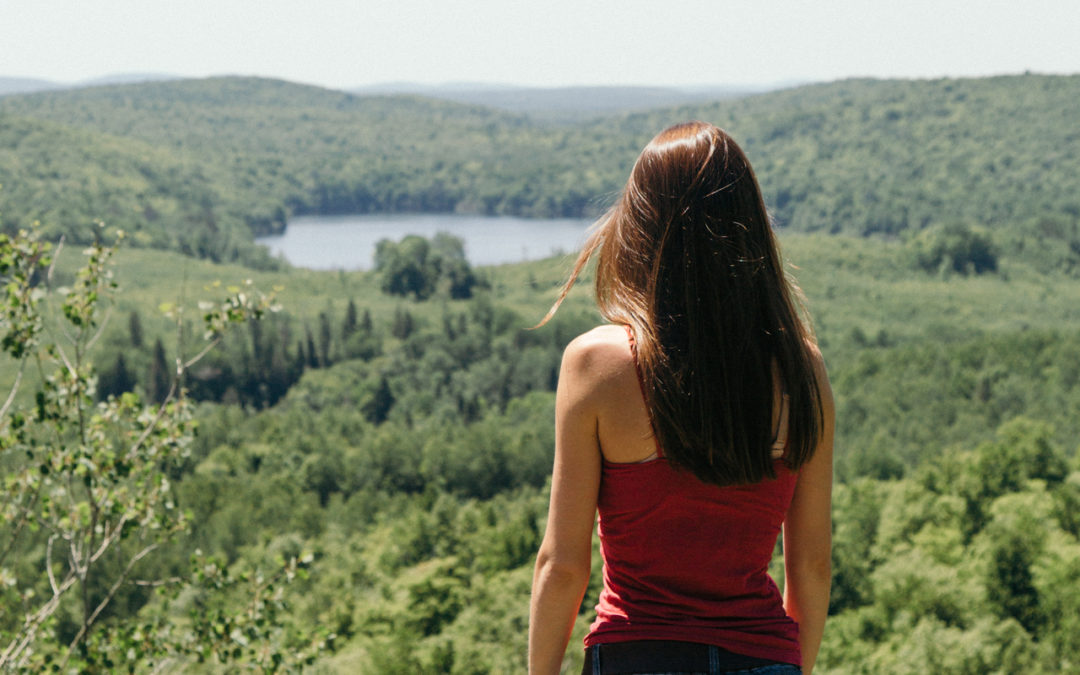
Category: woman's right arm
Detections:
[
  {"x1": 783, "y1": 347, "x2": 834, "y2": 674},
  {"x1": 529, "y1": 335, "x2": 604, "y2": 674}
]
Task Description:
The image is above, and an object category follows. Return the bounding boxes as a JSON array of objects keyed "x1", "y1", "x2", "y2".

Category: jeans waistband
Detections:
[{"x1": 581, "y1": 640, "x2": 791, "y2": 674}]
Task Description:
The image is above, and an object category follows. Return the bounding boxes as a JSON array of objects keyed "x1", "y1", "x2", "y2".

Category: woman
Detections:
[{"x1": 529, "y1": 122, "x2": 834, "y2": 675}]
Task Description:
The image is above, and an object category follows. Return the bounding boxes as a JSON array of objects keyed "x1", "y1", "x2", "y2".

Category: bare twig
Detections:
[
  {"x1": 0, "y1": 364, "x2": 24, "y2": 419},
  {"x1": 182, "y1": 336, "x2": 222, "y2": 371},
  {"x1": 61, "y1": 543, "x2": 159, "y2": 668},
  {"x1": 87, "y1": 520, "x2": 125, "y2": 566},
  {"x1": 45, "y1": 235, "x2": 65, "y2": 285},
  {"x1": 125, "y1": 381, "x2": 179, "y2": 461},
  {"x1": 0, "y1": 493, "x2": 34, "y2": 568},
  {"x1": 149, "y1": 657, "x2": 178, "y2": 675},
  {"x1": 0, "y1": 571, "x2": 78, "y2": 668},
  {"x1": 130, "y1": 576, "x2": 184, "y2": 587},
  {"x1": 84, "y1": 304, "x2": 113, "y2": 351},
  {"x1": 46, "y1": 535, "x2": 60, "y2": 595},
  {"x1": 69, "y1": 537, "x2": 83, "y2": 577},
  {"x1": 52, "y1": 339, "x2": 76, "y2": 379}
]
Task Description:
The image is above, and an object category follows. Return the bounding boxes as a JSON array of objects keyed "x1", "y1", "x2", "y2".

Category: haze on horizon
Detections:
[{"x1": 2, "y1": 0, "x2": 1077, "y2": 91}]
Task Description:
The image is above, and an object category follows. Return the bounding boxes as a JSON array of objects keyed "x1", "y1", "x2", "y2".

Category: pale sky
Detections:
[{"x1": 2, "y1": 0, "x2": 1077, "y2": 89}]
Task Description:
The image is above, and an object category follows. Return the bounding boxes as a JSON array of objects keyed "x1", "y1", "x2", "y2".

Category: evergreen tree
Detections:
[
  {"x1": 392, "y1": 307, "x2": 415, "y2": 340},
  {"x1": 364, "y1": 376, "x2": 395, "y2": 424},
  {"x1": 295, "y1": 339, "x2": 307, "y2": 371},
  {"x1": 99, "y1": 352, "x2": 136, "y2": 398},
  {"x1": 249, "y1": 317, "x2": 263, "y2": 364},
  {"x1": 318, "y1": 311, "x2": 332, "y2": 366},
  {"x1": 148, "y1": 338, "x2": 171, "y2": 404},
  {"x1": 128, "y1": 310, "x2": 144, "y2": 348},
  {"x1": 305, "y1": 326, "x2": 319, "y2": 369},
  {"x1": 343, "y1": 298, "x2": 358, "y2": 339}
]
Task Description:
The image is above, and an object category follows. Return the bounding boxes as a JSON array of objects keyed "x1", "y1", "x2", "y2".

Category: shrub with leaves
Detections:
[{"x1": 0, "y1": 225, "x2": 323, "y2": 671}]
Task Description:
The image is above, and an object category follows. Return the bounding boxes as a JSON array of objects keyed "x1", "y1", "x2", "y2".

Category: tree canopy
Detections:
[{"x1": 1, "y1": 74, "x2": 1077, "y2": 269}]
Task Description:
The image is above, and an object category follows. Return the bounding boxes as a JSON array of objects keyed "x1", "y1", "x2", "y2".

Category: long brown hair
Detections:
[{"x1": 541, "y1": 121, "x2": 823, "y2": 485}]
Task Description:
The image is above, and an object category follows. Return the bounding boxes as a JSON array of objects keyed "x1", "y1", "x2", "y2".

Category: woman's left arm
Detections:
[
  {"x1": 529, "y1": 337, "x2": 604, "y2": 675},
  {"x1": 783, "y1": 346, "x2": 835, "y2": 674}
]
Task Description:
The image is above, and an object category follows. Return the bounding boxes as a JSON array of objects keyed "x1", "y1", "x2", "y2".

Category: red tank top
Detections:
[{"x1": 583, "y1": 329, "x2": 802, "y2": 666}]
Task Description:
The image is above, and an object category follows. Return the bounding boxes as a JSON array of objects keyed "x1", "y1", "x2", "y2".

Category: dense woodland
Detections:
[
  {"x1": 2, "y1": 74, "x2": 1080, "y2": 672},
  {"x1": 2, "y1": 75, "x2": 1079, "y2": 269}
]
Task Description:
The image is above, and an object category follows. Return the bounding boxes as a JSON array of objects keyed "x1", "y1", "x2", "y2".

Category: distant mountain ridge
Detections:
[
  {"x1": 1, "y1": 73, "x2": 792, "y2": 116},
  {"x1": 0, "y1": 73, "x2": 1077, "y2": 268},
  {"x1": 0, "y1": 77, "x2": 60, "y2": 96},
  {"x1": 0, "y1": 73, "x2": 183, "y2": 97},
  {"x1": 348, "y1": 83, "x2": 790, "y2": 119}
]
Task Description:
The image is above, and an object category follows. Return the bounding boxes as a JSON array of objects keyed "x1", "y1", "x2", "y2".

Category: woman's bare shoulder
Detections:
[
  {"x1": 561, "y1": 325, "x2": 634, "y2": 382},
  {"x1": 565, "y1": 325, "x2": 631, "y2": 355},
  {"x1": 802, "y1": 338, "x2": 834, "y2": 418},
  {"x1": 801, "y1": 338, "x2": 828, "y2": 377}
]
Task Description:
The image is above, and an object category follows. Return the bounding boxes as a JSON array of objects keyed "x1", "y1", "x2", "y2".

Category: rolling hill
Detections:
[{"x1": 1, "y1": 74, "x2": 1076, "y2": 266}]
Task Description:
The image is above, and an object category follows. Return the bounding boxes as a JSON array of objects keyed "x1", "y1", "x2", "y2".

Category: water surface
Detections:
[{"x1": 256, "y1": 214, "x2": 592, "y2": 270}]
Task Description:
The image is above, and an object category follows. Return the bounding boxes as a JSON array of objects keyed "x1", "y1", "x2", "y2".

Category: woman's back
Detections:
[
  {"x1": 573, "y1": 324, "x2": 794, "y2": 465},
  {"x1": 571, "y1": 324, "x2": 802, "y2": 663}
]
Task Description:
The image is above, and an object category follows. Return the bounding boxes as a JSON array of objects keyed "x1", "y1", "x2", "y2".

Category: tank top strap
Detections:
[
  {"x1": 770, "y1": 394, "x2": 790, "y2": 460},
  {"x1": 624, "y1": 324, "x2": 664, "y2": 459}
]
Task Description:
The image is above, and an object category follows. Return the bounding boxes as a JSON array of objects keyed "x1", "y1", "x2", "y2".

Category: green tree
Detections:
[
  {"x1": 987, "y1": 530, "x2": 1043, "y2": 633},
  {"x1": 0, "y1": 227, "x2": 320, "y2": 670},
  {"x1": 305, "y1": 326, "x2": 318, "y2": 369},
  {"x1": 148, "y1": 337, "x2": 170, "y2": 404},
  {"x1": 375, "y1": 234, "x2": 480, "y2": 300},
  {"x1": 98, "y1": 351, "x2": 136, "y2": 398},
  {"x1": 375, "y1": 235, "x2": 436, "y2": 300},
  {"x1": 318, "y1": 310, "x2": 333, "y2": 367},
  {"x1": 127, "y1": 309, "x2": 144, "y2": 348},
  {"x1": 907, "y1": 222, "x2": 999, "y2": 275},
  {"x1": 342, "y1": 298, "x2": 358, "y2": 340},
  {"x1": 431, "y1": 232, "x2": 480, "y2": 299},
  {"x1": 363, "y1": 376, "x2": 395, "y2": 425},
  {"x1": 392, "y1": 307, "x2": 415, "y2": 340}
]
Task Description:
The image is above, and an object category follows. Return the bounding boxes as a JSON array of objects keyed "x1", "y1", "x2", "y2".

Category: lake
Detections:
[{"x1": 256, "y1": 214, "x2": 593, "y2": 270}]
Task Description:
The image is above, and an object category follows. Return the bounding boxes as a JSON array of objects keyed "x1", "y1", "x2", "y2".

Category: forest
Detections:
[
  {"x1": 1, "y1": 74, "x2": 1079, "y2": 673},
  {"x1": 1, "y1": 75, "x2": 1078, "y2": 267}
]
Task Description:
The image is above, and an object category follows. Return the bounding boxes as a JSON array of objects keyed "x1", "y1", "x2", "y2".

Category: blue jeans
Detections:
[{"x1": 583, "y1": 642, "x2": 802, "y2": 674}]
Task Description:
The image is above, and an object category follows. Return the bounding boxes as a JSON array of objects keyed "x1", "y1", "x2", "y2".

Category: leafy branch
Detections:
[{"x1": 0, "y1": 225, "x2": 310, "y2": 671}]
